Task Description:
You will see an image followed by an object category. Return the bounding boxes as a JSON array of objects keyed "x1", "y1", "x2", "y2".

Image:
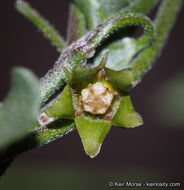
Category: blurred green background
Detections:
[{"x1": 1, "y1": 160, "x2": 183, "y2": 190}]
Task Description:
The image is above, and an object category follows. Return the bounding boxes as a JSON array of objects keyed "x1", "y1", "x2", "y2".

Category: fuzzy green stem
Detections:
[
  {"x1": 0, "y1": 120, "x2": 75, "y2": 162},
  {"x1": 132, "y1": 0, "x2": 183, "y2": 80},
  {"x1": 15, "y1": 0, "x2": 66, "y2": 52},
  {"x1": 40, "y1": 13, "x2": 154, "y2": 104}
]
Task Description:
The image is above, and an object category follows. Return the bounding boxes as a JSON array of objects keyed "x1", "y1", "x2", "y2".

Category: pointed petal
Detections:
[
  {"x1": 75, "y1": 116, "x2": 111, "y2": 158},
  {"x1": 71, "y1": 52, "x2": 108, "y2": 84},
  {"x1": 112, "y1": 96, "x2": 143, "y2": 128},
  {"x1": 105, "y1": 68, "x2": 133, "y2": 93},
  {"x1": 45, "y1": 84, "x2": 75, "y2": 119},
  {"x1": 71, "y1": 66, "x2": 98, "y2": 84}
]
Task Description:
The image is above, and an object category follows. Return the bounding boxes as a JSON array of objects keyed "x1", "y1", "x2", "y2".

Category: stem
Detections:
[
  {"x1": 40, "y1": 13, "x2": 154, "y2": 104},
  {"x1": 0, "y1": 120, "x2": 75, "y2": 162},
  {"x1": 15, "y1": 0, "x2": 66, "y2": 52},
  {"x1": 132, "y1": 0, "x2": 183, "y2": 80}
]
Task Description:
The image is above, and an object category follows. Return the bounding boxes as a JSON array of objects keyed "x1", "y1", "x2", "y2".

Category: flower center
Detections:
[{"x1": 81, "y1": 82, "x2": 113, "y2": 115}]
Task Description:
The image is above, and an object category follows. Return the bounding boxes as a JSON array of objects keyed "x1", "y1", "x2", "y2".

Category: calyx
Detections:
[{"x1": 41, "y1": 52, "x2": 143, "y2": 158}]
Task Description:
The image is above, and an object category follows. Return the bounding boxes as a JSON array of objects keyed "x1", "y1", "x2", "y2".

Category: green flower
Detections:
[{"x1": 40, "y1": 52, "x2": 143, "y2": 158}]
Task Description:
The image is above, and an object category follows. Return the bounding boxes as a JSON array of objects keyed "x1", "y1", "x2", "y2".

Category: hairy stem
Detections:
[
  {"x1": 40, "y1": 13, "x2": 154, "y2": 104},
  {"x1": 16, "y1": 0, "x2": 66, "y2": 51},
  {"x1": 132, "y1": 0, "x2": 183, "y2": 79}
]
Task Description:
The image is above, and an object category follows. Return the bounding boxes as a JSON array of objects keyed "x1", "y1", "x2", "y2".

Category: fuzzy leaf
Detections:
[
  {"x1": 45, "y1": 84, "x2": 75, "y2": 119},
  {"x1": 73, "y1": 0, "x2": 131, "y2": 29},
  {"x1": 67, "y1": 4, "x2": 86, "y2": 44},
  {"x1": 112, "y1": 96, "x2": 143, "y2": 128},
  {"x1": 75, "y1": 116, "x2": 111, "y2": 158},
  {"x1": 0, "y1": 67, "x2": 40, "y2": 151},
  {"x1": 16, "y1": 0, "x2": 65, "y2": 51},
  {"x1": 91, "y1": 38, "x2": 139, "y2": 71},
  {"x1": 72, "y1": 0, "x2": 157, "y2": 71}
]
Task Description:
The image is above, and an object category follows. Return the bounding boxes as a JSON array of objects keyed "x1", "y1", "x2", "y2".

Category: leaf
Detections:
[
  {"x1": 91, "y1": 13, "x2": 154, "y2": 71},
  {"x1": 67, "y1": 4, "x2": 86, "y2": 44},
  {"x1": 92, "y1": 38, "x2": 139, "y2": 71},
  {"x1": 131, "y1": 0, "x2": 183, "y2": 80},
  {"x1": 72, "y1": 0, "x2": 157, "y2": 72},
  {"x1": 15, "y1": 0, "x2": 65, "y2": 52},
  {"x1": 0, "y1": 67, "x2": 40, "y2": 151},
  {"x1": 112, "y1": 96, "x2": 143, "y2": 128},
  {"x1": 73, "y1": 0, "x2": 130, "y2": 29},
  {"x1": 98, "y1": 0, "x2": 130, "y2": 16},
  {"x1": 75, "y1": 116, "x2": 111, "y2": 158},
  {"x1": 36, "y1": 119, "x2": 75, "y2": 145},
  {"x1": 45, "y1": 84, "x2": 75, "y2": 119}
]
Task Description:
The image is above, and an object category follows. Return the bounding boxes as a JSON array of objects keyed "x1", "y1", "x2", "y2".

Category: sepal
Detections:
[
  {"x1": 75, "y1": 116, "x2": 111, "y2": 158},
  {"x1": 112, "y1": 95, "x2": 143, "y2": 128},
  {"x1": 104, "y1": 68, "x2": 133, "y2": 93},
  {"x1": 45, "y1": 84, "x2": 75, "y2": 119},
  {"x1": 70, "y1": 52, "x2": 108, "y2": 84}
]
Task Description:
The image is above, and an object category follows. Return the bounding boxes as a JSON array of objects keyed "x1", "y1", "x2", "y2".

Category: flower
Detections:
[{"x1": 42, "y1": 52, "x2": 143, "y2": 158}]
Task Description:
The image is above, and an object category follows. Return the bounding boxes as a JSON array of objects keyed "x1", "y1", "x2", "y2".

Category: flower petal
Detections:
[
  {"x1": 75, "y1": 116, "x2": 111, "y2": 158},
  {"x1": 45, "y1": 84, "x2": 75, "y2": 119},
  {"x1": 112, "y1": 96, "x2": 143, "y2": 128}
]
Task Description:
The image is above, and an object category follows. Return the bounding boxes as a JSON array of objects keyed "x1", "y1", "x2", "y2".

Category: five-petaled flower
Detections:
[{"x1": 40, "y1": 52, "x2": 143, "y2": 158}]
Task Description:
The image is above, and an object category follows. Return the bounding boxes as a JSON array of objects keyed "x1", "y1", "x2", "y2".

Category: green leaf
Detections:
[
  {"x1": 72, "y1": 0, "x2": 158, "y2": 71},
  {"x1": 112, "y1": 96, "x2": 143, "y2": 128},
  {"x1": 15, "y1": 0, "x2": 65, "y2": 52},
  {"x1": 36, "y1": 119, "x2": 75, "y2": 145},
  {"x1": 91, "y1": 13, "x2": 154, "y2": 71},
  {"x1": 67, "y1": 4, "x2": 86, "y2": 44},
  {"x1": 131, "y1": 0, "x2": 183, "y2": 80},
  {"x1": 92, "y1": 38, "x2": 139, "y2": 71},
  {"x1": 0, "y1": 67, "x2": 40, "y2": 151},
  {"x1": 99, "y1": 0, "x2": 130, "y2": 16},
  {"x1": 75, "y1": 116, "x2": 111, "y2": 158},
  {"x1": 73, "y1": 0, "x2": 131, "y2": 29},
  {"x1": 45, "y1": 84, "x2": 75, "y2": 119}
]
